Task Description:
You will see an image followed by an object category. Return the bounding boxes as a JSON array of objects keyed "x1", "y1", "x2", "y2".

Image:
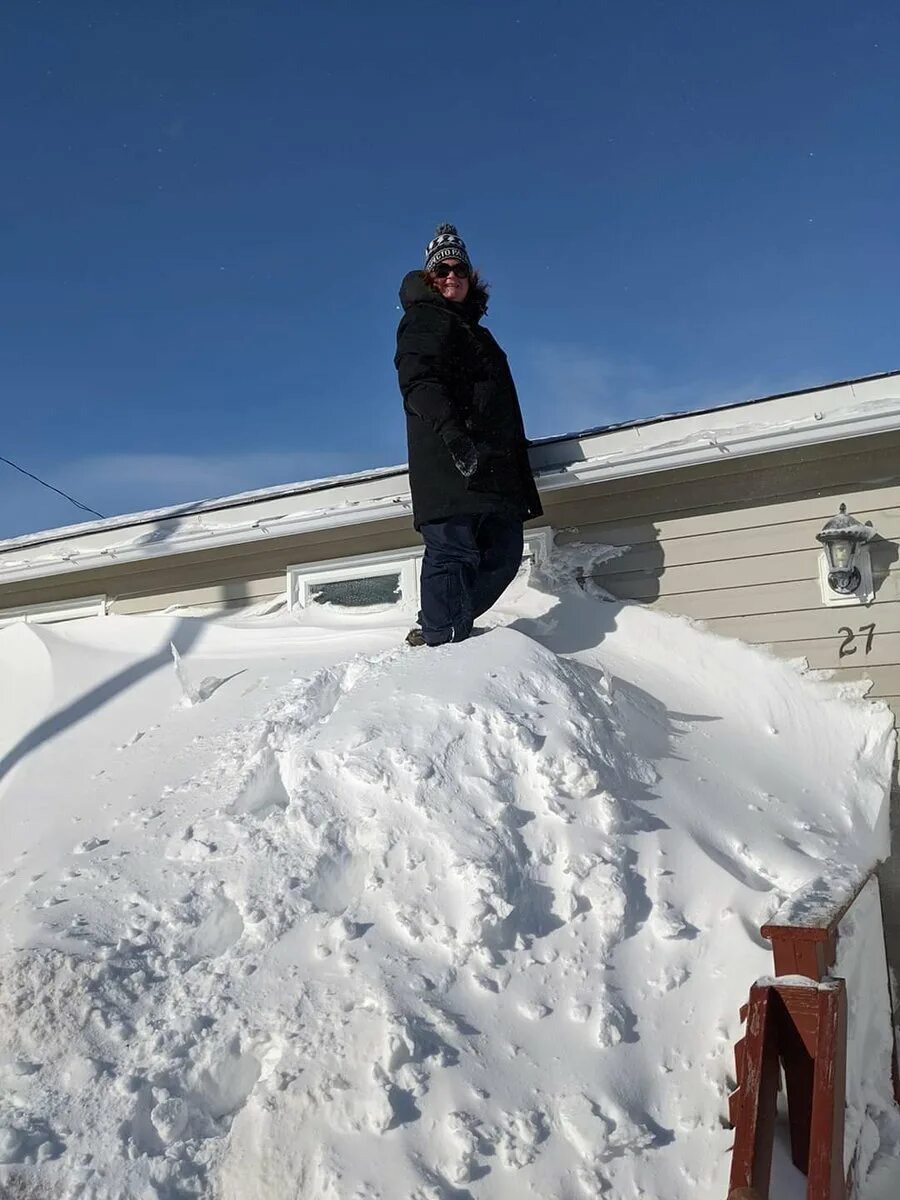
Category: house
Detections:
[{"x1": 3, "y1": 367, "x2": 900, "y2": 978}]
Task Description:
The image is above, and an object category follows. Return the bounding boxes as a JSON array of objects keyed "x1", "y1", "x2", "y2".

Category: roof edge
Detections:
[
  {"x1": 5, "y1": 368, "x2": 900, "y2": 557},
  {"x1": 529, "y1": 367, "x2": 900, "y2": 447},
  {"x1": 1, "y1": 368, "x2": 899, "y2": 582}
]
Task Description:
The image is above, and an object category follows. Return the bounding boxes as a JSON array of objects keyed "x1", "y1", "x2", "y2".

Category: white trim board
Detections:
[
  {"x1": 0, "y1": 594, "x2": 107, "y2": 628},
  {"x1": 529, "y1": 383, "x2": 900, "y2": 489}
]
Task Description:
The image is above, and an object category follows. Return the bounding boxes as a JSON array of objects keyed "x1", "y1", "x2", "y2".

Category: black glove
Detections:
[{"x1": 444, "y1": 432, "x2": 478, "y2": 479}]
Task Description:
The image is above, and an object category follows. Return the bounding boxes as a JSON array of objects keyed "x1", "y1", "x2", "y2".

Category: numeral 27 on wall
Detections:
[{"x1": 837, "y1": 623, "x2": 876, "y2": 658}]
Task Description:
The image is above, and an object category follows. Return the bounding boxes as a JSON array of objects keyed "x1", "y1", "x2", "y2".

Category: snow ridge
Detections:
[
  {"x1": 0, "y1": 632, "x2": 674, "y2": 1199},
  {"x1": 0, "y1": 590, "x2": 896, "y2": 1199}
]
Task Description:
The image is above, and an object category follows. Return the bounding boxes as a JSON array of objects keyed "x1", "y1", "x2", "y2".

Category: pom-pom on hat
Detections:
[{"x1": 424, "y1": 223, "x2": 472, "y2": 273}]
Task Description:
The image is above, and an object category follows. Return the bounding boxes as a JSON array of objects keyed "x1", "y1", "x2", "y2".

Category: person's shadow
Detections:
[
  {"x1": 0, "y1": 497, "x2": 264, "y2": 790},
  {"x1": 0, "y1": 616, "x2": 205, "y2": 787}
]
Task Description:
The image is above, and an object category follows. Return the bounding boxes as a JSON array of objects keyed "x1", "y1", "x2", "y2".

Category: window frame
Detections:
[
  {"x1": 286, "y1": 526, "x2": 552, "y2": 615},
  {"x1": 287, "y1": 546, "x2": 423, "y2": 613}
]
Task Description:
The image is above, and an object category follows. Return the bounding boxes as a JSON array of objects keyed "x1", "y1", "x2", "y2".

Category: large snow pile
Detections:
[{"x1": 0, "y1": 561, "x2": 898, "y2": 1199}]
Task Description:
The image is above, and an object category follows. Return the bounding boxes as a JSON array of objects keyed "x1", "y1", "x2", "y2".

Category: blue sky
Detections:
[{"x1": 2, "y1": 1, "x2": 899, "y2": 538}]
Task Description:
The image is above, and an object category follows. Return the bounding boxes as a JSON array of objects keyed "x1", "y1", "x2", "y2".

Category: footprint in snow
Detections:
[
  {"x1": 519, "y1": 1000, "x2": 552, "y2": 1020},
  {"x1": 230, "y1": 746, "x2": 290, "y2": 818},
  {"x1": 10, "y1": 1060, "x2": 42, "y2": 1078},
  {"x1": 693, "y1": 833, "x2": 774, "y2": 892},
  {"x1": 74, "y1": 837, "x2": 109, "y2": 854},
  {"x1": 180, "y1": 892, "x2": 245, "y2": 964},
  {"x1": 472, "y1": 974, "x2": 500, "y2": 994},
  {"x1": 649, "y1": 902, "x2": 700, "y2": 941},
  {"x1": 595, "y1": 986, "x2": 639, "y2": 1047},
  {"x1": 0, "y1": 1116, "x2": 65, "y2": 1166},
  {"x1": 648, "y1": 964, "x2": 690, "y2": 995},
  {"x1": 117, "y1": 730, "x2": 146, "y2": 750},
  {"x1": 494, "y1": 1108, "x2": 549, "y2": 1170},
  {"x1": 442, "y1": 1111, "x2": 493, "y2": 1185}
]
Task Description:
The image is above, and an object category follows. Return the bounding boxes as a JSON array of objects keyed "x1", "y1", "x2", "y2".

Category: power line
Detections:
[{"x1": 0, "y1": 454, "x2": 105, "y2": 521}]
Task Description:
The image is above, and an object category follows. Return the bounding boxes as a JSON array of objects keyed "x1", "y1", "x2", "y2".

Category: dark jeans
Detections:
[{"x1": 418, "y1": 513, "x2": 525, "y2": 645}]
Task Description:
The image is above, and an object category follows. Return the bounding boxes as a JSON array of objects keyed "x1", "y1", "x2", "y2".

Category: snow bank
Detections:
[
  {"x1": 0, "y1": 563, "x2": 897, "y2": 1199},
  {"x1": 833, "y1": 878, "x2": 898, "y2": 1185}
]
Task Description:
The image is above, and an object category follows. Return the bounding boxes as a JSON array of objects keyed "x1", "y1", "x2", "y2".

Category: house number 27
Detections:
[{"x1": 837, "y1": 623, "x2": 876, "y2": 658}]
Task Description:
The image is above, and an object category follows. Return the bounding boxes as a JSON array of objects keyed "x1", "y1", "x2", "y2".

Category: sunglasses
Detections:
[{"x1": 432, "y1": 261, "x2": 470, "y2": 279}]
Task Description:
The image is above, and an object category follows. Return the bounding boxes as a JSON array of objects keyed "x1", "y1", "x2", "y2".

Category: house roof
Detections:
[{"x1": 2, "y1": 368, "x2": 900, "y2": 588}]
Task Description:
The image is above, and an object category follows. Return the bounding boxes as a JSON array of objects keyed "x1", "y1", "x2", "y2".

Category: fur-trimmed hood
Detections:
[{"x1": 398, "y1": 270, "x2": 486, "y2": 322}]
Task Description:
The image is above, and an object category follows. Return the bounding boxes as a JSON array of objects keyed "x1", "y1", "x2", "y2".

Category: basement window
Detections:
[
  {"x1": 288, "y1": 548, "x2": 421, "y2": 614},
  {"x1": 309, "y1": 573, "x2": 403, "y2": 609},
  {"x1": 286, "y1": 528, "x2": 552, "y2": 616}
]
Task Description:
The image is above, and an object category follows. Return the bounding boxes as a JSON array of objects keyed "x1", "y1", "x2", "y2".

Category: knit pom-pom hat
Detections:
[{"x1": 424, "y1": 222, "x2": 472, "y2": 273}]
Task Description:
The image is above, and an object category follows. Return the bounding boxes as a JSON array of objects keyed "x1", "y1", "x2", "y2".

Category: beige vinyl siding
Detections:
[
  {"x1": 640, "y1": 580, "x2": 830, "y2": 619},
  {"x1": 107, "y1": 519, "x2": 422, "y2": 615},
  {"x1": 111, "y1": 575, "x2": 286, "y2": 615},
  {"x1": 536, "y1": 433, "x2": 900, "y2": 724},
  {"x1": 563, "y1": 509, "x2": 900, "y2": 572},
  {"x1": 0, "y1": 515, "x2": 420, "y2": 617},
  {"x1": 703, "y1": 605, "x2": 900, "y2": 642},
  {"x1": 537, "y1": 427, "x2": 900, "y2": 526}
]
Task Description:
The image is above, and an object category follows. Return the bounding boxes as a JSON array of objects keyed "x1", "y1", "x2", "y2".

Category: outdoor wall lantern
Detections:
[{"x1": 815, "y1": 503, "x2": 875, "y2": 606}]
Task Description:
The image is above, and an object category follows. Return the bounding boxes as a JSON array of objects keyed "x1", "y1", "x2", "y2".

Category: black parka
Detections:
[{"x1": 395, "y1": 271, "x2": 543, "y2": 530}]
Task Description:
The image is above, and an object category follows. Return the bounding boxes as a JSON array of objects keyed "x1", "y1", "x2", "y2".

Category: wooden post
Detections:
[
  {"x1": 728, "y1": 980, "x2": 848, "y2": 1200},
  {"x1": 760, "y1": 925, "x2": 837, "y2": 981},
  {"x1": 756, "y1": 868, "x2": 881, "y2": 1187},
  {"x1": 729, "y1": 984, "x2": 781, "y2": 1199},
  {"x1": 806, "y1": 980, "x2": 847, "y2": 1200},
  {"x1": 730, "y1": 1033, "x2": 747, "y2": 1126}
]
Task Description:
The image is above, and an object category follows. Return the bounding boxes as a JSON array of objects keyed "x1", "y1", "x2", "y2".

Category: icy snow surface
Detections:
[{"x1": 0, "y1": 556, "x2": 898, "y2": 1199}]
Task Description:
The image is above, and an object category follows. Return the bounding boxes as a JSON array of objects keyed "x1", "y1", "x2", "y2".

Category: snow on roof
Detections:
[
  {"x1": 0, "y1": 563, "x2": 897, "y2": 1195},
  {"x1": 2, "y1": 369, "x2": 900, "y2": 586},
  {"x1": 0, "y1": 462, "x2": 410, "y2": 557}
]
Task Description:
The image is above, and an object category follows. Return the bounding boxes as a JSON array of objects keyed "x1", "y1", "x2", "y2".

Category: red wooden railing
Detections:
[
  {"x1": 727, "y1": 865, "x2": 899, "y2": 1200},
  {"x1": 729, "y1": 977, "x2": 847, "y2": 1200}
]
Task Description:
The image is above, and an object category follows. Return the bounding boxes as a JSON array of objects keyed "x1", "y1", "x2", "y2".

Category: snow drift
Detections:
[{"x1": 0, "y1": 560, "x2": 897, "y2": 1199}]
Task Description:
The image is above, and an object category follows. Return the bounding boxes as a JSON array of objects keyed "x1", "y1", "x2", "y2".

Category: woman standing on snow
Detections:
[{"x1": 395, "y1": 223, "x2": 542, "y2": 647}]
